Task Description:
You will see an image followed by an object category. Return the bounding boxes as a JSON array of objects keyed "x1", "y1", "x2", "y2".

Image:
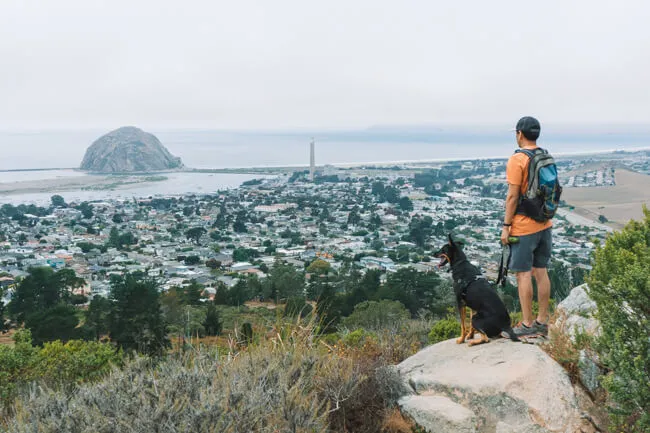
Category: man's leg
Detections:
[
  {"x1": 508, "y1": 232, "x2": 538, "y2": 335},
  {"x1": 532, "y1": 267, "x2": 550, "y2": 323},
  {"x1": 516, "y1": 271, "x2": 534, "y2": 326},
  {"x1": 531, "y1": 228, "x2": 553, "y2": 325}
]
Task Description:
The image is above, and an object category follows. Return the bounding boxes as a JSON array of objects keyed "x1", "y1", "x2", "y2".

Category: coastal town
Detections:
[
  {"x1": 3, "y1": 4, "x2": 650, "y2": 429},
  {"x1": 1, "y1": 153, "x2": 623, "y2": 312}
]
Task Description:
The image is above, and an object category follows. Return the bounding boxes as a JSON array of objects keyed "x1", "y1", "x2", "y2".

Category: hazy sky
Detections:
[{"x1": 1, "y1": 0, "x2": 649, "y2": 129}]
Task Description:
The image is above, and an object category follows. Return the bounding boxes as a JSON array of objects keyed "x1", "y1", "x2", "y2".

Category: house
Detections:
[
  {"x1": 230, "y1": 262, "x2": 257, "y2": 272},
  {"x1": 359, "y1": 256, "x2": 395, "y2": 271}
]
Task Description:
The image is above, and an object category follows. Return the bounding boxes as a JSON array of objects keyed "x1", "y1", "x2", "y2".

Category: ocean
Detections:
[
  {"x1": 1, "y1": 128, "x2": 649, "y2": 171},
  {"x1": 0, "y1": 127, "x2": 648, "y2": 205}
]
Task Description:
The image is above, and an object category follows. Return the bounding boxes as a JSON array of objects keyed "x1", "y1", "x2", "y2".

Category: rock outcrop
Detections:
[
  {"x1": 397, "y1": 338, "x2": 602, "y2": 433},
  {"x1": 552, "y1": 284, "x2": 604, "y2": 397},
  {"x1": 552, "y1": 284, "x2": 600, "y2": 341},
  {"x1": 80, "y1": 126, "x2": 183, "y2": 173}
]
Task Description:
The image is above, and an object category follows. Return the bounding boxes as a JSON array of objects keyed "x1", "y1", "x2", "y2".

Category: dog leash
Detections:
[
  {"x1": 495, "y1": 244, "x2": 511, "y2": 287},
  {"x1": 495, "y1": 236, "x2": 519, "y2": 287}
]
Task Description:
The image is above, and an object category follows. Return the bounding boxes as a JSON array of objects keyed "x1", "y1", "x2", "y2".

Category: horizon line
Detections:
[{"x1": 2, "y1": 122, "x2": 650, "y2": 134}]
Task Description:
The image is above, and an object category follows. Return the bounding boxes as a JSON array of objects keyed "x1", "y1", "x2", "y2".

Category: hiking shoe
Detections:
[
  {"x1": 510, "y1": 321, "x2": 539, "y2": 337},
  {"x1": 532, "y1": 320, "x2": 548, "y2": 336}
]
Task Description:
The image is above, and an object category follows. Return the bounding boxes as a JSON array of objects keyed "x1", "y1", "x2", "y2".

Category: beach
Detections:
[{"x1": 0, "y1": 171, "x2": 268, "y2": 205}]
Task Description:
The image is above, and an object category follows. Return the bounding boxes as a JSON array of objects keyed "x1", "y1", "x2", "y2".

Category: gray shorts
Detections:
[{"x1": 509, "y1": 228, "x2": 552, "y2": 272}]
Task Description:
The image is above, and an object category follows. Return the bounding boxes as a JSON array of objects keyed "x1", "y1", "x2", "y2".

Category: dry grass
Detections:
[
  {"x1": 0, "y1": 329, "x2": 15, "y2": 346},
  {"x1": 563, "y1": 168, "x2": 650, "y2": 225},
  {"x1": 540, "y1": 311, "x2": 582, "y2": 384},
  {"x1": 3, "y1": 318, "x2": 414, "y2": 433},
  {"x1": 381, "y1": 408, "x2": 416, "y2": 433}
]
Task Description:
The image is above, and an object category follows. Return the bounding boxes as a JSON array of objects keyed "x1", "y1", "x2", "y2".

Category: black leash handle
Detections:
[{"x1": 496, "y1": 245, "x2": 510, "y2": 287}]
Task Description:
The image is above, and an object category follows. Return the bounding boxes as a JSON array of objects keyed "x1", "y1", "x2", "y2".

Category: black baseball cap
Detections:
[{"x1": 514, "y1": 116, "x2": 541, "y2": 140}]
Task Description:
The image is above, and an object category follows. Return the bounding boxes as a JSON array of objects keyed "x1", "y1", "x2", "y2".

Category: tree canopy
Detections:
[
  {"x1": 109, "y1": 274, "x2": 169, "y2": 356},
  {"x1": 8, "y1": 267, "x2": 84, "y2": 324},
  {"x1": 588, "y1": 208, "x2": 650, "y2": 431}
]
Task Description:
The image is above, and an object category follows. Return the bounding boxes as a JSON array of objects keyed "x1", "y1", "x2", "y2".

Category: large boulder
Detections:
[
  {"x1": 80, "y1": 126, "x2": 183, "y2": 173},
  {"x1": 397, "y1": 338, "x2": 601, "y2": 433},
  {"x1": 552, "y1": 284, "x2": 600, "y2": 341}
]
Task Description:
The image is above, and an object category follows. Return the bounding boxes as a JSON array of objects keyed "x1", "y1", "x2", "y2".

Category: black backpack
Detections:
[{"x1": 515, "y1": 148, "x2": 562, "y2": 222}]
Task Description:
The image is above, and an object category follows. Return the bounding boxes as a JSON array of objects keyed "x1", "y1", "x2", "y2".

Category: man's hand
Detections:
[{"x1": 500, "y1": 226, "x2": 510, "y2": 245}]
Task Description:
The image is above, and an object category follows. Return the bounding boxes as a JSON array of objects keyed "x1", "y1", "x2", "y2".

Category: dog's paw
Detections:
[{"x1": 456, "y1": 337, "x2": 466, "y2": 344}]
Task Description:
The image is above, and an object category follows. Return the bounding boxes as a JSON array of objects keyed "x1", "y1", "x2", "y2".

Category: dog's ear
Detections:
[{"x1": 448, "y1": 234, "x2": 454, "y2": 245}]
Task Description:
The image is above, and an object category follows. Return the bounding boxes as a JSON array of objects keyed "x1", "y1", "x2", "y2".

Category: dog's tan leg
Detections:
[
  {"x1": 464, "y1": 310, "x2": 475, "y2": 341},
  {"x1": 456, "y1": 305, "x2": 466, "y2": 344},
  {"x1": 467, "y1": 332, "x2": 489, "y2": 347}
]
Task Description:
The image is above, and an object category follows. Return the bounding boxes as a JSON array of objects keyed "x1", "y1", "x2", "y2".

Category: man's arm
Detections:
[
  {"x1": 501, "y1": 184, "x2": 520, "y2": 244},
  {"x1": 504, "y1": 184, "x2": 520, "y2": 224}
]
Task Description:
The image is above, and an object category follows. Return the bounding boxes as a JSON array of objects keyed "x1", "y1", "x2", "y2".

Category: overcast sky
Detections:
[{"x1": 1, "y1": 0, "x2": 649, "y2": 130}]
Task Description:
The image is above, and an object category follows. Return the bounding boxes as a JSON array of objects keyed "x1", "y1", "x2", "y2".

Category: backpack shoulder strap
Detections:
[
  {"x1": 515, "y1": 148, "x2": 543, "y2": 199},
  {"x1": 515, "y1": 147, "x2": 546, "y2": 158},
  {"x1": 514, "y1": 148, "x2": 535, "y2": 158}
]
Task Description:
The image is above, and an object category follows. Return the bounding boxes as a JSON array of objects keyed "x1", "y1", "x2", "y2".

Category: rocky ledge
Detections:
[{"x1": 397, "y1": 336, "x2": 603, "y2": 433}]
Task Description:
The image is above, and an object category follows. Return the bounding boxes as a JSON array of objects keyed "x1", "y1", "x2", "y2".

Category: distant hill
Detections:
[{"x1": 80, "y1": 126, "x2": 183, "y2": 173}]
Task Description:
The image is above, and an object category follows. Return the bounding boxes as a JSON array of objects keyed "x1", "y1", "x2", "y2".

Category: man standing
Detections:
[{"x1": 501, "y1": 116, "x2": 552, "y2": 336}]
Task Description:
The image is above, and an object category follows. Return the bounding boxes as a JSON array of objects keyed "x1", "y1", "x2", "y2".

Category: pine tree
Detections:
[
  {"x1": 182, "y1": 280, "x2": 204, "y2": 305},
  {"x1": 107, "y1": 227, "x2": 120, "y2": 248},
  {"x1": 8, "y1": 267, "x2": 83, "y2": 324},
  {"x1": 109, "y1": 274, "x2": 169, "y2": 356},
  {"x1": 203, "y1": 304, "x2": 222, "y2": 336},
  {"x1": 83, "y1": 296, "x2": 111, "y2": 340}
]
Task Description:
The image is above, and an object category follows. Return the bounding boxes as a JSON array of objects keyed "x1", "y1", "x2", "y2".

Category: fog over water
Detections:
[{"x1": 1, "y1": 128, "x2": 649, "y2": 171}]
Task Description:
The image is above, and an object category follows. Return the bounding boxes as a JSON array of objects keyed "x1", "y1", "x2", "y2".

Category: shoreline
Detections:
[
  {"x1": 2, "y1": 146, "x2": 648, "y2": 174},
  {"x1": 0, "y1": 175, "x2": 165, "y2": 196}
]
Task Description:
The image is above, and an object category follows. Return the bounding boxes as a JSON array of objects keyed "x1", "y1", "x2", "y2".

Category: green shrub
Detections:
[
  {"x1": 240, "y1": 322, "x2": 253, "y2": 344},
  {"x1": 203, "y1": 304, "x2": 222, "y2": 336},
  {"x1": 31, "y1": 340, "x2": 123, "y2": 390},
  {"x1": 0, "y1": 330, "x2": 36, "y2": 409},
  {"x1": 3, "y1": 320, "x2": 410, "y2": 433},
  {"x1": 342, "y1": 329, "x2": 375, "y2": 347},
  {"x1": 342, "y1": 300, "x2": 410, "y2": 331},
  {"x1": 318, "y1": 332, "x2": 339, "y2": 347},
  {"x1": 428, "y1": 314, "x2": 460, "y2": 344},
  {"x1": 0, "y1": 330, "x2": 121, "y2": 414},
  {"x1": 588, "y1": 208, "x2": 650, "y2": 432}
]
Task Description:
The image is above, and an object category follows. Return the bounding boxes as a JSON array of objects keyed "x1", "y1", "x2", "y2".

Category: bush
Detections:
[
  {"x1": 202, "y1": 304, "x2": 222, "y2": 336},
  {"x1": 541, "y1": 311, "x2": 595, "y2": 385},
  {"x1": 25, "y1": 304, "x2": 81, "y2": 346},
  {"x1": 428, "y1": 314, "x2": 460, "y2": 344},
  {"x1": 4, "y1": 320, "x2": 410, "y2": 433},
  {"x1": 240, "y1": 322, "x2": 254, "y2": 345},
  {"x1": 342, "y1": 328, "x2": 375, "y2": 347},
  {"x1": 30, "y1": 340, "x2": 123, "y2": 390},
  {"x1": 0, "y1": 330, "x2": 121, "y2": 414},
  {"x1": 0, "y1": 330, "x2": 36, "y2": 410},
  {"x1": 342, "y1": 300, "x2": 410, "y2": 332},
  {"x1": 588, "y1": 208, "x2": 650, "y2": 432}
]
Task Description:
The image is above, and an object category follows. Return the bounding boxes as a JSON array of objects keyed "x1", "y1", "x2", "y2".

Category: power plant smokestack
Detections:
[{"x1": 309, "y1": 138, "x2": 315, "y2": 181}]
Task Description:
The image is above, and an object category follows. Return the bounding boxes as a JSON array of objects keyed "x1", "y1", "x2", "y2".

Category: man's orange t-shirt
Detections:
[{"x1": 505, "y1": 147, "x2": 553, "y2": 236}]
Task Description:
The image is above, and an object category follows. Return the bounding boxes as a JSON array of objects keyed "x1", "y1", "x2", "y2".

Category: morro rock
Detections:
[{"x1": 80, "y1": 126, "x2": 183, "y2": 173}]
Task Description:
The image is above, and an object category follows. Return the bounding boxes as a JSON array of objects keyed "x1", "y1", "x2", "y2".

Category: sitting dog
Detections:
[{"x1": 434, "y1": 235, "x2": 519, "y2": 346}]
